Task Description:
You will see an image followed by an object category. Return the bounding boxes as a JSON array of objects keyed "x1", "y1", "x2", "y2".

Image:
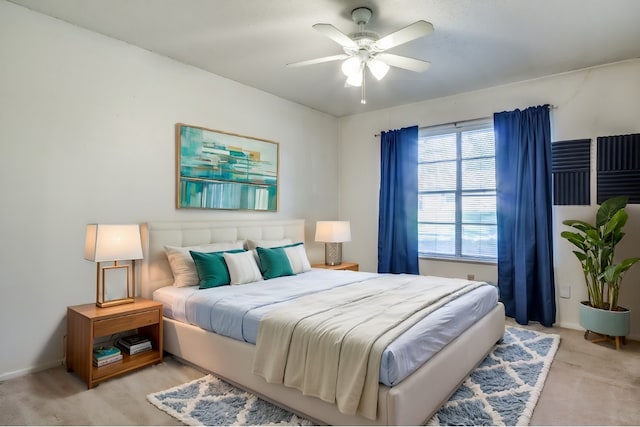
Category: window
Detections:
[{"x1": 418, "y1": 120, "x2": 497, "y2": 261}]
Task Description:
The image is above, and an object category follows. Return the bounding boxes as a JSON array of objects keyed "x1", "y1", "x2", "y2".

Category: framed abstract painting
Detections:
[{"x1": 176, "y1": 123, "x2": 279, "y2": 211}]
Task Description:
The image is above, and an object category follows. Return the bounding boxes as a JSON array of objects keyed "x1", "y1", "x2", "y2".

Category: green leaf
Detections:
[
  {"x1": 596, "y1": 196, "x2": 628, "y2": 227},
  {"x1": 560, "y1": 230, "x2": 582, "y2": 240},
  {"x1": 603, "y1": 265, "x2": 619, "y2": 283},
  {"x1": 572, "y1": 251, "x2": 587, "y2": 262},
  {"x1": 585, "y1": 229, "x2": 603, "y2": 246},
  {"x1": 618, "y1": 257, "x2": 640, "y2": 273},
  {"x1": 561, "y1": 231, "x2": 587, "y2": 249},
  {"x1": 603, "y1": 258, "x2": 640, "y2": 283},
  {"x1": 562, "y1": 219, "x2": 595, "y2": 233},
  {"x1": 603, "y1": 209, "x2": 628, "y2": 238}
]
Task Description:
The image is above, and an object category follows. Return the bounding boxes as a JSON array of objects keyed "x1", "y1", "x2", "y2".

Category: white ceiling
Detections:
[{"x1": 10, "y1": 0, "x2": 640, "y2": 117}]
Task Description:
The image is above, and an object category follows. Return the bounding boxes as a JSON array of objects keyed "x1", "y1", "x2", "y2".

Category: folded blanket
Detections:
[{"x1": 252, "y1": 274, "x2": 486, "y2": 420}]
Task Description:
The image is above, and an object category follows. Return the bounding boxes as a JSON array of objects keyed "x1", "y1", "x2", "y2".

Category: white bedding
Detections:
[{"x1": 153, "y1": 268, "x2": 498, "y2": 387}]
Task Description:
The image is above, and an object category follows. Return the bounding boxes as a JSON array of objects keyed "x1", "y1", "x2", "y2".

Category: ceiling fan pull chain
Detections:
[{"x1": 361, "y1": 66, "x2": 366, "y2": 104}]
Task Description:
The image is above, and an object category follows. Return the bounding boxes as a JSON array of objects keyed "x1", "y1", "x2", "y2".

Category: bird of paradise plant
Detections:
[{"x1": 561, "y1": 196, "x2": 639, "y2": 311}]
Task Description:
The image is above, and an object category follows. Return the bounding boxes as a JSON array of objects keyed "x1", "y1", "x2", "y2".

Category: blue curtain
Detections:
[
  {"x1": 494, "y1": 105, "x2": 556, "y2": 327},
  {"x1": 378, "y1": 125, "x2": 419, "y2": 274}
]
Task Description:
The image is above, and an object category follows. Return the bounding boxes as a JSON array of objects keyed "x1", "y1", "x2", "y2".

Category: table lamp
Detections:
[
  {"x1": 315, "y1": 221, "x2": 351, "y2": 266},
  {"x1": 84, "y1": 224, "x2": 143, "y2": 307}
]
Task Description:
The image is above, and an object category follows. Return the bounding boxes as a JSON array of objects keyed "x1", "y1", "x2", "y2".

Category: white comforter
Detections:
[{"x1": 252, "y1": 274, "x2": 486, "y2": 420}]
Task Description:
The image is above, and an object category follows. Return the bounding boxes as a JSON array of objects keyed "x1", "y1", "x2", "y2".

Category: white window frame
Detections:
[{"x1": 418, "y1": 118, "x2": 497, "y2": 262}]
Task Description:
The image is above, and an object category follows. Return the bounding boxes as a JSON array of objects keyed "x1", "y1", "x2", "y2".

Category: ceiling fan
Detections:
[{"x1": 288, "y1": 7, "x2": 434, "y2": 104}]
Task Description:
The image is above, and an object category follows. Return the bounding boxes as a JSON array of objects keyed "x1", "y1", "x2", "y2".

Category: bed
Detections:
[{"x1": 140, "y1": 219, "x2": 505, "y2": 425}]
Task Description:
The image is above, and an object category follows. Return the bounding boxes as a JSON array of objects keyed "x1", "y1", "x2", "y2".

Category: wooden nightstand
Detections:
[
  {"x1": 66, "y1": 298, "x2": 163, "y2": 388},
  {"x1": 312, "y1": 262, "x2": 359, "y2": 271}
]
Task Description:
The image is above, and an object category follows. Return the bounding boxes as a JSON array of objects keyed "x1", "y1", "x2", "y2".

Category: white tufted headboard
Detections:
[{"x1": 139, "y1": 219, "x2": 305, "y2": 299}]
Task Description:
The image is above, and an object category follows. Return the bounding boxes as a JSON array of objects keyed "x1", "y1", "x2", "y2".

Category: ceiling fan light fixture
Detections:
[
  {"x1": 367, "y1": 58, "x2": 389, "y2": 80},
  {"x1": 346, "y1": 69, "x2": 363, "y2": 87},
  {"x1": 341, "y1": 56, "x2": 362, "y2": 77},
  {"x1": 290, "y1": 8, "x2": 433, "y2": 105}
]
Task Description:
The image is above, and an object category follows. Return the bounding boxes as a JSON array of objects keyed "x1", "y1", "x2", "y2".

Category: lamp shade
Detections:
[
  {"x1": 341, "y1": 57, "x2": 362, "y2": 77},
  {"x1": 367, "y1": 58, "x2": 390, "y2": 80},
  {"x1": 315, "y1": 221, "x2": 351, "y2": 243},
  {"x1": 346, "y1": 71, "x2": 363, "y2": 87},
  {"x1": 84, "y1": 224, "x2": 143, "y2": 262}
]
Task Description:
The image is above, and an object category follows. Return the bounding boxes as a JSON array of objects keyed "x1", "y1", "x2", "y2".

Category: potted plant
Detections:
[{"x1": 561, "y1": 195, "x2": 639, "y2": 349}]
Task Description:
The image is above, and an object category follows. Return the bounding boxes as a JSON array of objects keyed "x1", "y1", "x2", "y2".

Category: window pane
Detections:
[
  {"x1": 419, "y1": 161, "x2": 456, "y2": 191},
  {"x1": 418, "y1": 223, "x2": 455, "y2": 255},
  {"x1": 462, "y1": 128, "x2": 495, "y2": 158},
  {"x1": 461, "y1": 225, "x2": 497, "y2": 258},
  {"x1": 462, "y1": 192, "x2": 497, "y2": 225},
  {"x1": 418, "y1": 193, "x2": 455, "y2": 222},
  {"x1": 418, "y1": 122, "x2": 496, "y2": 261},
  {"x1": 419, "y1": 134, "x2": 456, "y2": 162},
  {"x1": 462, "y1": 158, "x2": 495, "y2": 190}
]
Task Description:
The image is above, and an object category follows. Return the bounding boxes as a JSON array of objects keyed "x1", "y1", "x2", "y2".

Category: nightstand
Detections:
[
  {"x1": 312, "y1": 262, "x2": 359, "y2": 272},
  {"x1": 66, "y1": 298, "x2": 163, "y2": 388}
]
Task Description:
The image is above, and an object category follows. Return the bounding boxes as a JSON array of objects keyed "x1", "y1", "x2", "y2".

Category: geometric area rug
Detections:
[
  {"x1": 147, "y1": 374, "x2": 314, "y2": 426},
  {"x1": 147, "y1": 326, "x2": 559, "y2": 426},
  {"x1": 428, "y1": 326, "x2": 560, "y2": 426}
]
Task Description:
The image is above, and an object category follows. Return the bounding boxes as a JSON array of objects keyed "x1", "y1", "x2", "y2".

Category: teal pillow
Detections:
[
  {"x1": 256, "y1": 246, "x2": 295, "y2": 280},
  {"x1": 190, "y1": 249, "x2": 244, "y2": 289}
]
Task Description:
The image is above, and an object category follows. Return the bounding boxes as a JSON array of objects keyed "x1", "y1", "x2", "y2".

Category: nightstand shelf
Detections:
[
  {"x1": 311, "y1": 262, "x2": 359, "y2": 271},
  {"x1": 66, "y1": 298, "x2": 163, "y2": 388}
]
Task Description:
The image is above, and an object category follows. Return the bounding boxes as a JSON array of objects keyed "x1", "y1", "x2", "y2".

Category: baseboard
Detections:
[
  {"x1": 555, "y1": 320, "x2": 582, "y2": 332},
  {"x1": 0, "y1": 358, "x2": 64, "y2": 382}
]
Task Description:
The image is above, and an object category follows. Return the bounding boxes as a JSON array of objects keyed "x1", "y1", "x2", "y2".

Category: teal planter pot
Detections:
[{"x1": 579, "y1": 301, "x2": 630, "y2": 337}]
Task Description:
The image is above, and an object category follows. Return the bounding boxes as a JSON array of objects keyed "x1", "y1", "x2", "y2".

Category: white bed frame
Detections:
[{"x1": 140, "y1": 219, "x2": 505, "y2": 425}]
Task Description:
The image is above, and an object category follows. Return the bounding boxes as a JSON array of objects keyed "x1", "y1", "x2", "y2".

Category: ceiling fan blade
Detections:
[
  {"x1": 374, "y1": 20, "x2": 434, "y2": 50},
  {"x1": 312, "y1": 23, "x2": 357, "y2": 48},
  {"x1": 376, "y1": 53, "x2": 431, "y2": 72},
  {"x1": 287, "y1": 54, "x2": 349, "y2": 68}
]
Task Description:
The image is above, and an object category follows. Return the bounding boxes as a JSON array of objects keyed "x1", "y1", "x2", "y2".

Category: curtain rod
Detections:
[
  {"x1": 373, "y1": 116, "x2": 490, "y2": 138},
  {"x1": 373, "y1": 105, "x2": 556, "y2": 137}
]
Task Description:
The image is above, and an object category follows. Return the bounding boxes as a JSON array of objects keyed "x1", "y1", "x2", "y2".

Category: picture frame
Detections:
[{"x1": 176, "y1": 123, "x2": 279, "y2": 211}]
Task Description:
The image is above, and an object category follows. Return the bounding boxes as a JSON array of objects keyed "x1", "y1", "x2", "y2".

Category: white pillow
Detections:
[
  {"x1": 246, "y1": 239, "x2": 293, "y2": 250},
  {"x1": 164, "y1": 241, "x2": 244, "y2": 287},
  {"x1": 284, "y1": 244, "x2": 311, "y2": 274},
  {"x1": 223, "y1": 251, "x2": 263, "y2": 285}
]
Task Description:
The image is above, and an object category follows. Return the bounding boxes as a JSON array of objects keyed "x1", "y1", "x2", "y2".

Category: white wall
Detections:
[
  {"x1": 338, "y1": 59, "x2": 640, "y2": 338},
  {"x1": 0, "y1": 1, "x2": 339, "y2": 379}
]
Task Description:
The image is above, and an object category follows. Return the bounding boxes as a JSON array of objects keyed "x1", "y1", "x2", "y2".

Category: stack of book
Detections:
[
  {"x1": 115, "y1": 334, "x2": 152, "y2": 355},
  {"x1": 93, "y1": 346, "x2": 122, "y2": 367}
]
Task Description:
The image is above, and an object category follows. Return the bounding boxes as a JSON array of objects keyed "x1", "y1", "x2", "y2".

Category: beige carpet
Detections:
[
  {"x1": 514, "y1": 319, "x2": 640, "y2": 426},
  {"x1": 0, "y1": 320, "x2": 638, "y2": 425},
  {"x1": 0, "y1": 357, "x2": 203, "y2": 425}
]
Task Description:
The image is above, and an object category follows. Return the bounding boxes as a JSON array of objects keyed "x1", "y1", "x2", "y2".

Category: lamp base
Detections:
[
  {"x1": 95, "y1": 260, "x2": 137, "y2": 308},
  {"x1": 97, "y1": 297, "x2": 135, "y2": 308},
  {"x1": 324, "y1": 242, "x2": 343, "y2": 266}
]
